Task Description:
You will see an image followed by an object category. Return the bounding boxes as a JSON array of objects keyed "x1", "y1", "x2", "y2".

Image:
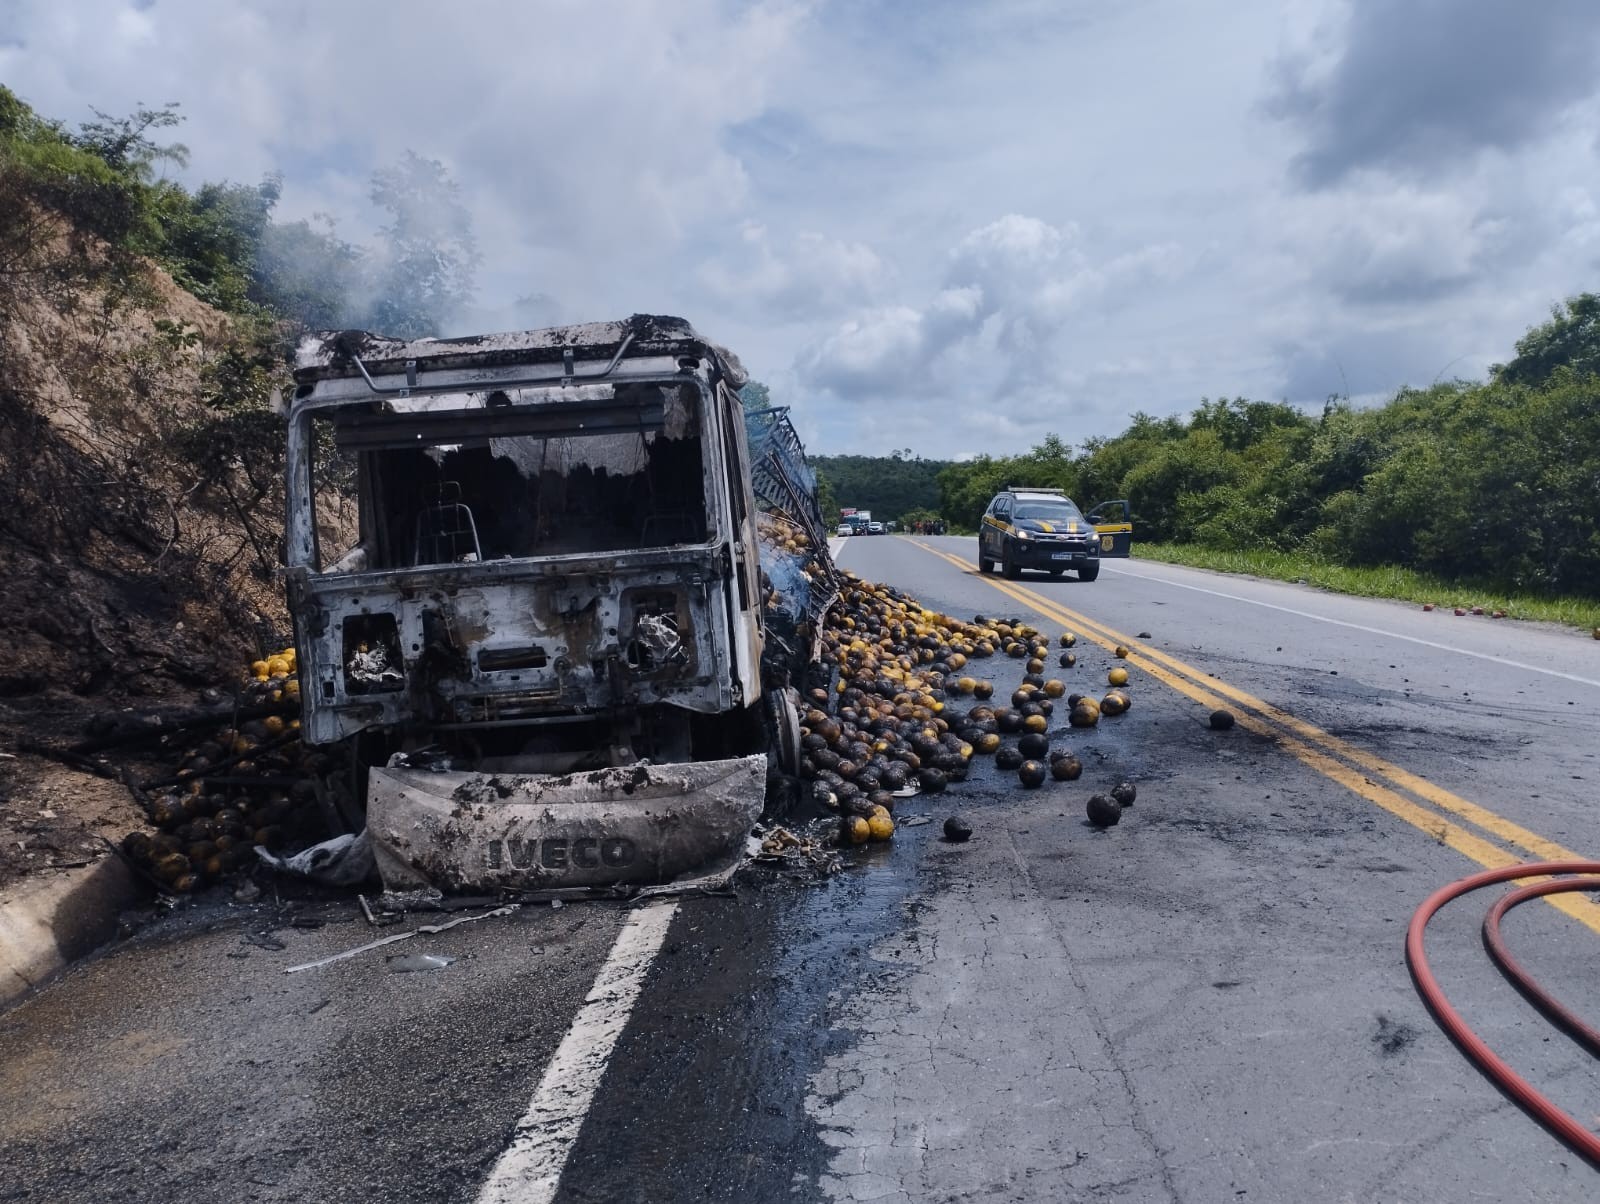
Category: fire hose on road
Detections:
[{"x1": 1406, "y1": 860, "x2": 1600, "y2": 1167}]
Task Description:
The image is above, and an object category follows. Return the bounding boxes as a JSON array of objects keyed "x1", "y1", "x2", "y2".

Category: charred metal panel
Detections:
[
  {"x1": 285, "y1": 317, "x2": 764, "y2": 778},
  {"x1": 293, "y1": 314, "x2": 747, "y2": 389},
  {"x1": 332, "y1": 395, "x2": 668, "y2": 449},
  {"x1": 293, "y1": 551, "x2": 733, "y2": 745}
]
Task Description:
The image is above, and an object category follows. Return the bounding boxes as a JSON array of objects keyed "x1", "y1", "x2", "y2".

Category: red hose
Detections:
[
  {"x1": 1405, "y1": 860, "x2": 1600, "y2": 1167},
  {"x1": 1483, "y1": 876, "x2": 1600, "y2": 1059}
]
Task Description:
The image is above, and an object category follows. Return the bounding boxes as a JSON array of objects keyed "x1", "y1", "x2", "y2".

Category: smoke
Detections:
[
  {"x1": 758, "y1": 539, "x2": 816, "y2": 627},
  {"x1": 255, "y1": 152, "x2": 505, "y2": 338}
]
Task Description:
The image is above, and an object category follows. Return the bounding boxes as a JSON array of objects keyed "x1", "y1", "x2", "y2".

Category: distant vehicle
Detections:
[
  {"x1": 836, "y1": 523, "x2": 854, "y2": 537},
  {"x1": 885, "y1": 521, "x2": 897, "y2": 532},
  {"x1": 977, "y1": 485, "x2": 1100, "y2": 581},
  {"x1": 867, "y1": 521, "x2": 884, "y2": 535}
]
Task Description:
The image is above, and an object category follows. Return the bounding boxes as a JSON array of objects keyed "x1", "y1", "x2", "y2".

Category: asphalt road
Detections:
[{"x1": 2, "y1": 535, "x2": 1598, "y2": 1203}]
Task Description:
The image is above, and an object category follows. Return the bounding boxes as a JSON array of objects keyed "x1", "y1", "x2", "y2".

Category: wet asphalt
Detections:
[{"x1": 2, "y1": 535, "x2": 1598, "y2": 1202}]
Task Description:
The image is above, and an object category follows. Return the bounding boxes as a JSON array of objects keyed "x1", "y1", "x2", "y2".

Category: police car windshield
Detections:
[{"x1": 1015, "y1": 499, "x2": 1083, "y2": 522}]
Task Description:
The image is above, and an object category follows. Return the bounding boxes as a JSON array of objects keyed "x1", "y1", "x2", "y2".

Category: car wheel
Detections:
[
  {"x1": 1002, "y1": 545, "x2": 1021, "y2": 580},
  {"x1": 978, "y1": 554, "x2": 993, "y2": 574},
  {"x1": 1078, "y1": 562, "x2": 1100, "y2": 582}
]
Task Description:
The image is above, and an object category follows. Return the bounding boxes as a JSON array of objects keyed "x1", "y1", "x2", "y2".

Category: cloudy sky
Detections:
[{"x1": 5, "y1": 0, "x2": 1600, "y2": 458}]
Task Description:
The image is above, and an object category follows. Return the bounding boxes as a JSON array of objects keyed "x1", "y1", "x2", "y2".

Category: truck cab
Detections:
[{"x1": 281, "y1": 315, "x2": 774, "y2": 891}]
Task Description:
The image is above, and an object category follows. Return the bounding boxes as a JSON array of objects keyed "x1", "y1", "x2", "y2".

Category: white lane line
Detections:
[
  {"x1": 477, "y1": 901, "x2": 678, "y2": 1204},
  {"x1": 1104, "y1": 562, "x2": 1600, "y2": 689}
]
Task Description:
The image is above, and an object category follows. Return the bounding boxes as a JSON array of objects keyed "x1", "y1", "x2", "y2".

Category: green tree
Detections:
[
  {"x1": 155, "y1": 176, "x2": 279, "y2": 310},
  {"x1": 74, "y1": 102, "x2": 188, "y2": 179},
  {"x1": 813, "y1": 451, "x2": 952, "y2": 523},
  {"x1": 937, "y1": 456, "x2": 1007, "y2": 528},
  {"x1": 1493, "y1": 294, "x2": 1600, "y2": 387},
  {"x1": 815, "y1": 469, "x2": 838, "y2": 524},
  {"x1": 0, "y1": 88, "x2": 162, "y2": 257},
  {"x1": 1188, "y1": 396, "x2": 1310, "y2": 451}
]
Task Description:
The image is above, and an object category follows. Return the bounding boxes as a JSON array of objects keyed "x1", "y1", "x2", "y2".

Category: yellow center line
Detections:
[
  {"x1": 908, "y1": 540, "x2": 1600, "y2": 933},
  {"x1": 1009, "y1": 572, "x2": 1586, "y2": 864}
]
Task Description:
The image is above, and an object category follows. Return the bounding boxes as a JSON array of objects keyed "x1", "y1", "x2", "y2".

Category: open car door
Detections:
[{"x1": 1087, "y1": 499, "x2": 1132, "y2": 557}]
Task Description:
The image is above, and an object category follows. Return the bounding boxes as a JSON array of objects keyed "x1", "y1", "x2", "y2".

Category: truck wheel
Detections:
[
  {"x1": 766, "y1": 687, "x2": 802, "y2": 776},
  {"x1": 1002, "y1": 546, "x2": 1021, "y2": 580},
  {"x1": 1078, "y1": 562, "x2": 1100, "y2": 582}
]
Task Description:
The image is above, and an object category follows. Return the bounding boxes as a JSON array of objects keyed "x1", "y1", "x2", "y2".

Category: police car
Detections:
[{"x1": 978, "y1": 486, "x2": 1101, "y2": 581}]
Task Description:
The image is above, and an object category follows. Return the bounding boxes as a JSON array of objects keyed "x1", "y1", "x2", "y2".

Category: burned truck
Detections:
[{"x1": 282, "y1": 315, "x2": 816, "y2": 892}]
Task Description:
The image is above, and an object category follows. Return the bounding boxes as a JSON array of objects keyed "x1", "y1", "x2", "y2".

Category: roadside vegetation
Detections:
[
  {"x1": 0, "y1": 86, "x2": 476, "y2": 702},
  {"x1": 0, "y1": 87, "x2": 476, "y2": 333},
  {"x1": 808, "y1": 449, "x2": 951, "y2": 530},
  {"x1": 935, "y1": 302, "x2": 1600, "y2": 619},
  {"x1": 1132, "y1": 543, "x2": 1600, "y2": 629}
]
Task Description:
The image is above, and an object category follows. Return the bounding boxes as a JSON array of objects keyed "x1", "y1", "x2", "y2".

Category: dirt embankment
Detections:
[{"x1": 0, "y1": 230, "x2": 351, "y2": 890}]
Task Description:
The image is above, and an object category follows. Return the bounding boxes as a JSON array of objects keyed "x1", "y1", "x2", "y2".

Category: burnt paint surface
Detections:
[
  {"x1": 295, "y1": 314, "x2": 745, "y2": 388},
  {"x1": 366, "y1": 758, "x2": 765, "y2": 893},
  {"x1": 296, "y1": 556, "x2": 725, "y2": 744}
]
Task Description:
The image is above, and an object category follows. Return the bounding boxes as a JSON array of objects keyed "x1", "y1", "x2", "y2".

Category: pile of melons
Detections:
[
  {"x1": 802, "y1": 585, "x2": 1138, "y2": 843},
  {"x1": 120, "y1": 646, "x2": 331, "y2": 892}
]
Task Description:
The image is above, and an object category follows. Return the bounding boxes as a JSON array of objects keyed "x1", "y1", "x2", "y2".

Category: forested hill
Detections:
[
  {"x1": 810, "y1": 452, "x2": 952, "y2": 524},
  {"x1": 935, "y1": 297, "x2": 1600, "y2": 598}
]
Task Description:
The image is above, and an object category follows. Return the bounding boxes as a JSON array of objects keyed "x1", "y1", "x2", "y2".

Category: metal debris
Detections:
[
  {"x1": 345, "y1": 645, "x2": 403, "y2": 687},
  {"x1": 748, "y1": 821, "x2": 843, "y2": 877},
  {"x1": 387, "y1": 953, "x2": 456, "y2": 973},
  {"x1": 255, "y1": 830, "x2": 375, "y2": 886},
  {"x1": 283, "y1": 905, "x2": 517, "y2": 973},
  {"x1": 630, "y1": 613, "x2": 684, "y2": 667}
]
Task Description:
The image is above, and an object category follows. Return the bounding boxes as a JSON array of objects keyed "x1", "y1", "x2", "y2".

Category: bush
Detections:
[{"x1": 933, "y1": 304, "x2": 1600, "y2": 599}]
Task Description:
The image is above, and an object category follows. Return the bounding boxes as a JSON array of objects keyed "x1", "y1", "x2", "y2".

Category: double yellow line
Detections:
[{"x1": 911, "y1": 541, "x2": 1600, "y2": 933}]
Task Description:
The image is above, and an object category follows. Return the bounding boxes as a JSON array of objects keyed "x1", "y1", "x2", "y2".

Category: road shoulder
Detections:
[{"x1": 0, "y1": 852, "x2": 140, "y2": 1007}]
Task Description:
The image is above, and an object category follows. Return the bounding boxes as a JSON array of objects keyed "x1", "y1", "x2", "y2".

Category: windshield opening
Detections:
[
  {"x1": 1014, "y1": 499, "x2": 1084, "y2": 523},
  {"x1": 312, "y1": 382, "x2": 708, "y2": 571}
]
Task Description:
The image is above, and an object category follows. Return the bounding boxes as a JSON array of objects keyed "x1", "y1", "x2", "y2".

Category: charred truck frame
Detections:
[{"x1": 283, "y1": 316, "x2": 793, "y2": 892}]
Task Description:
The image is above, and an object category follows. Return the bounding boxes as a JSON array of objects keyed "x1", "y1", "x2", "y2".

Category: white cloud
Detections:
[
  {"x1": 0, "y1": 0, "x2": 810, "y2": 312},
  {"x1": 3, "y1": 0, "x2": 1600, "y2": 458},
  {"x1": 697, "y1": 222, "x2": 886, "y2": 318},
  {"x1": 952, "y1": 214, "x2": 1071, "y2": 272},
  {"x1": 795, "y1": 213, "x2": 1198, "y2": 435},
  {"x1": 1288, "y1": 186, "x2": 1503, "y2": 304}
]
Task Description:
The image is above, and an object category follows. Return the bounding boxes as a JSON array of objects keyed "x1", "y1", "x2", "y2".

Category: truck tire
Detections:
[
  {"x1": 1078, "y1": 562, "x2": 1100, "y2": 582},
  {"x1": 766, "y1": 687, "x2": 802, "y2": 776},
  {"x1": 1002, "y1": 546, "x2": 1021, "y2": 580}
]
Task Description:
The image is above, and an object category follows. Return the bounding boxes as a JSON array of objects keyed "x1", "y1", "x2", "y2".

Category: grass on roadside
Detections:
[{"x1": 1131, "y1": 543, "x2": 1600, "y2": 631}]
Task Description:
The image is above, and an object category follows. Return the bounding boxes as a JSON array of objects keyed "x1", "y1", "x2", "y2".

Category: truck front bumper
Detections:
[
  {"x1": 367, "y1": 754, "x2": 765, "y2": 893},
  {"x1": 1011, "y1": 540, "x2": 1099, "y2": 569}
]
